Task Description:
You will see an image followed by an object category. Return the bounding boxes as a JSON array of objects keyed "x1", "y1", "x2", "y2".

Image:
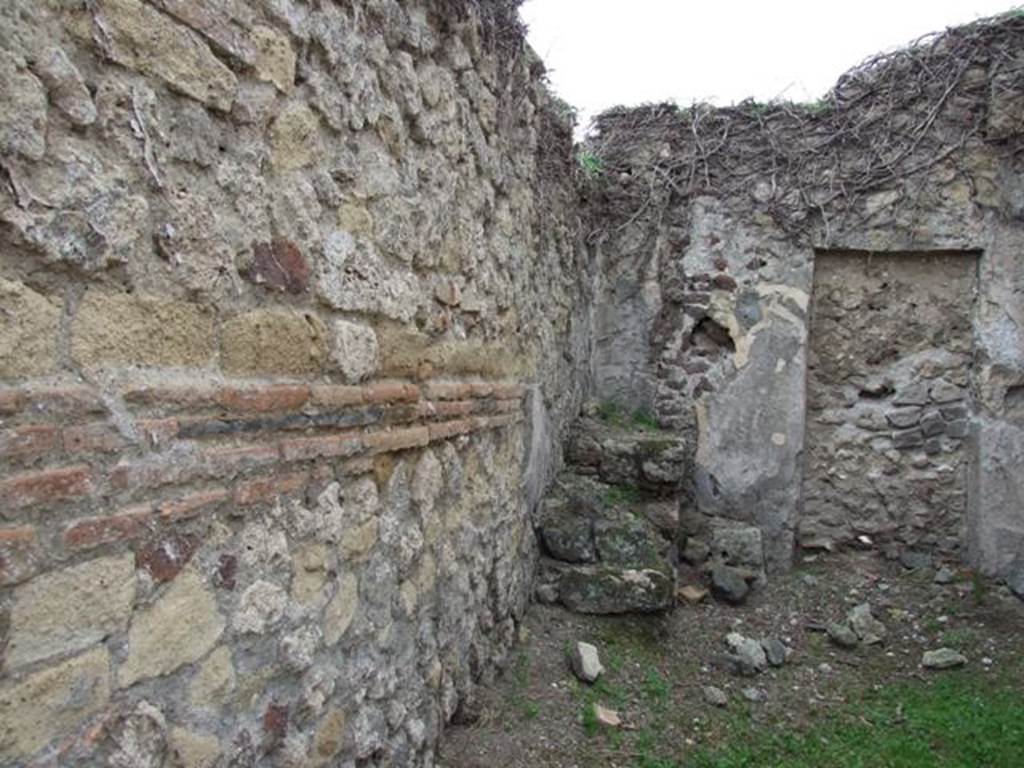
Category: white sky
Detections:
[{"x1": 521, "y1": 1, "x2": 1018, "y2": 134}]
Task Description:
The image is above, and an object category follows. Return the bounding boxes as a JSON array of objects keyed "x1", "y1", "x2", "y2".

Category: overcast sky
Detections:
[{"x1": 520, "y1": 1, "x2": 1018, "y2": 134}]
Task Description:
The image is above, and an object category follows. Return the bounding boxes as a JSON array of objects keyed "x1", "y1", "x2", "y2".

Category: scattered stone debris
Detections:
[
  {"x1": 711, "y1": 564, "x2": 750, "y2": 605},
  {"x1": 848, "y1": 603, "x2": 886, "y2": 645},
  {"x1": 677, "y1": 585, "x2": 709, "y2": 605},
  {"x1": 682, "y1": 538, "x2": 710, "y2": 565},
  {"x1": 570, "y1": 641, "x2": 604, "y2": 683},
  {"x1": 900, "y1": 550, "x2": 934, "y2": 571},
  {"x1": 703, "y1": 686, "x2": 729, "y2": 707},
  {"x1": 594, "y1": 705, "x2": 622, "y2": 729},
  {"x1": 742, "y1": 687, "x2": 767, "y2": 703},
  {"x1": 760, "y1": 636, "x2": 789, "y2": 667},
  {"x1": 826, "y1": 621, "x2": 860, "y2": 649},
  {"x1": 934, "y1": 566, "x2": 957, "y2": 585},
  {"x1": 725, "y1": 632, "x2": 768, "y2": 676},
  {"x1": 922, "y1": 648, "x2": 967, "y2": 670}
]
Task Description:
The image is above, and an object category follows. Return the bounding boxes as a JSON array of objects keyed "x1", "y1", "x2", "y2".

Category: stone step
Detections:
[
  {"x1": 538, "y1": 558, "x2": 675, "y2": 614},
  {"x1": 533, "y1": 473, "x2": 678, "y2": 614},
  {"x1": 564, "y1": 416, "x2": 688, "y2": 493}
]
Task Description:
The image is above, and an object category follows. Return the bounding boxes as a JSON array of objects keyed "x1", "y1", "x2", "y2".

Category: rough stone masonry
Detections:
[
  {"x1": 1, "y1": 3, "x2": 1023, "y2": 767},
  {"x1": 0, "y1": 1, "x2": 589, "y2": 765}
]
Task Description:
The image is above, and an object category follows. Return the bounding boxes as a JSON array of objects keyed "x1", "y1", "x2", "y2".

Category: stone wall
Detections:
[
  {"x1": 0, "y1": 2, "x2": 590, "y2": 766},
  {"x1": 803, "y1": 251, "x2": 976, "y2": 555},
  {"x1": 583, "y1": 16, "x2": 1024, "y2": 579}
]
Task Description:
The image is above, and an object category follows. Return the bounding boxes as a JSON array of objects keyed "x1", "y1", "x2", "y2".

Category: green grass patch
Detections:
[
  {"x1": 689, "y1": 667, "x2": 1024, "y2": 767},
  {"x1": 596, "y1": 401, "x2": 662, "y2": 432},
  {"x1": 604, "y1": 486, "x2": 644, "y2": 506}
]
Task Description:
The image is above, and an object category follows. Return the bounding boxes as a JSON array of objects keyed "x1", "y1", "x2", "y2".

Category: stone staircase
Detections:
[{"x1": 532, "y1": 413, "x2": 689, "y2": 613}]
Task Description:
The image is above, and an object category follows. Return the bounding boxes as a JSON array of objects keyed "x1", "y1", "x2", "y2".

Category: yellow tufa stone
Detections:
[
  {"x1": 168, "y1": 727, "x2": 222, "y2": 768},
  {"x1": 322, "y1": 572, "x2": 360, "y2": 646},
  {"x1": 6, "y1": 554, "x2": 135, "y2": 670},
  {"x1": 77, "y1": 0, "x2": 237, "y2": 111},
  {"x1": 0, "y1": 647, "x2": 112, "y2": 760},
  {"x1": 188, "y1": 646, "x2": 236, "y2": 709},
  {"x1": 72, "y1": 291, "x2": 216, "y2": 369},
  {"x1": 270, "y1": 103, "x2": 324, "y2": 171},
  {"x1": 0, "y1": 279, "x2": 61, "y2": 379},
  {"x1": 220, "y1": 309, "x2": 329, "y2": 376},
  {"x1": 252, "y1": 25, "x2": 296, "y2": 94},
  {"x1": 119, "y1": 569, "x2": 225, "y2": 687}
]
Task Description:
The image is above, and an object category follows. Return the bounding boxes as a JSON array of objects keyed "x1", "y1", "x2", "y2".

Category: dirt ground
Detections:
[{"x1": 437, "y1": 551, "x2": 1024, "y2": 768}]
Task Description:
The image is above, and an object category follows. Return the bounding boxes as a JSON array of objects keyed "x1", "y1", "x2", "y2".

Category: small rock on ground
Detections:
[
  {"x1": 826, "y1": 620, "x2": 859, "y2": 649},
  {"x1": 848, "y1": 603, "x2": 886, "y2": 645},
  {"x1": 760, "y1": 636, "x2": 788, "y2": 667},
  {"x1": 900, "y1": 550, "x2": 934, "y2": 570},
  {"x1": 934, "y1": 566, "x2": 956, "y2": 585},
  {"x1": 742, "y1": 687, "x2": 767, "y2": 703},
  {"x1": 922, "y1": 648, "x2": 967, "y2": 670},
  {"x1": 725, "y1": 632, "x2": 767, "y2": 676},
  {"x1": 678, "y1": 584, "x2": 709, "y2": 604},
  {"x1": 703, "y1": 686, "x2": 729, "y2": 707},
  {"x1": 569, "y1": 641, "x2": 604, "y2": 683},
  {"x1": 594, "y1": 704, "x2": 621, "y2": 728},
  {"x1": 711, "y1": 564, "x2": 749, "y2": 605}
]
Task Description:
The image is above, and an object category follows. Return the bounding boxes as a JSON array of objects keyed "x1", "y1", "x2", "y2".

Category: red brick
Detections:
[
  {"x1": 428, "y1": 419, "x2": 475, "y2": 442},
  {"x1": 492, "y1": 383, "x2": 527, "y2": 400},
  {"x1": 157, "y1": 488, "x2": 230, "y2": 521},
  {"x1": 435, "y1": 400, "x2": 478, "y2": 418},
  {"x1": 235, "y1": 470, "x2": 309, "y2": 505},
  {"x1": 469, "y1": 382, "x2": 495, "y2": 398},
  {"x1": 63, "y1": 506, "x2": 153, "y2": 551},
  {"x1": 495, "y1": 398, "x2": 522, "y2": 414},
  {"x1": 109, "y1": 454, "x2": 199, "y2": 492},
  {"x1": 363, "y1": 381, "x2": 420, "y2": 404},
  {"x1": 123, "y1": 386, "x2": 218, "y2": 410},
  {"x1": 203, "y1": 444, "x2": 280, "y2": 475},
  {"x1": 485, "y1": 414, "x2": 521, "y2": 429},
  {"x1": 0, "y1": 390, "x2": 25, "y2": 415},
  {"x1": 217, "y1": 384, "x2": 310, "y2": 414},
  {"x1": 0, "y1": 425, "x2": 60, "y2": 461},
  {"x1": 63, "y1": 423, "x2": 128, "y2": 455},
  {"x1": 0, "y1": 525, "x2": 40, "y2": 586},
  {"x1": 280, "y1": 434, "x2": 362, "y2": 462},
  {"x1": 310, "y1": 385, "x2": 364, "y2": 409},
  {"x1": 364, "y1": 426, "x2": 429, "y2": 454},
  {"x1": 25, "y1": 386, "x2": 105, "y2": 415},
  {"x1": 422, "y1": 382, "x2": 473, "y2": 401},
  {"x1": 137, "y1": 418, "x2": 181, "y2": 448},
  {"x1": 1, "y1": 465, "x2": 92, "y2": 510}
]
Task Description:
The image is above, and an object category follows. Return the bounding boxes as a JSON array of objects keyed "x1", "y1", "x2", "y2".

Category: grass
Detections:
[
  {"x1": 596, "y1": 401, "x2": 662, "y2": 432},
  {"x1": 605, "y1": 486, "x2": 644, "y2": 506},
  {"x1": 687, "y1": 667, "x2": 1024, "y2": 768},
  {"x1": 507, "y1": 650, "x2": 541, "y2": 722}
]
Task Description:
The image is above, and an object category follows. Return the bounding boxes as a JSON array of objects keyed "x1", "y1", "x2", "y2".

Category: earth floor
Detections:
[{"x1": 437, "y1": 551, "x2": 1024, "y2": 768}]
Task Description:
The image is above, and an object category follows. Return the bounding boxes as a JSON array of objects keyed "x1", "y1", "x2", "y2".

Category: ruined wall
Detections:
[
  {"x1": 0, "y1": 1, "x2": 590, "y2": 765},
  {"x1": 583, "y1": 15, "x2": 1024, "y2": 579},
  {"x1": 803, "y1": 251, "x2": 976, "y2": 555}
]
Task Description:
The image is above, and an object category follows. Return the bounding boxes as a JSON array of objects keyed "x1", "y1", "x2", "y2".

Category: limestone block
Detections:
[
  {"x1": 331, "y1": 319, "x2": 380, "y2": 383},
  {"x1": 220, "y1": 309, "x2": 328, "y2": 375},
  {"x1": 120, "y1": 569, "x2": 225, "y2": 686},
  {"x1": 188, "y1": 646, "x2": 235, "y2": 708},
  {"x1": 317, "y1": 230, "x2": 421, "y2": 323},
  {"x1": 0, "y1": 647, "x2": 111, "y2": 761},
  {"x1": 150, "y1": 0, "x2": 258, "y2": 66},
  {"x1": 34, "y1": 46, "x2": 97, "y2": 126},
  {"x1": 339, "y1": 519, "x2": 379, "y2": 561},
  {"x1": 270, "y1": 103, "x2": 323, "y2": 170},
  {"x1": 232, "y1": 580, "x2": 287, "y2": 634},
  {"x1": 323, "y1": 572, "x2": 359, "y2": 645},
  {"x1": 84, "y1": 0, "x2": 237, "y2": 111},
  {"x1": 0, "y1": 279, "x2": 61, "y2": 379},
  {"x1": 0, "y1": 50, "x2": 48, "y2": 160},
  {"x1": 6, "y1": 554, "x2": 135, "y2": 670},
  {"x1": 72, "y1": 291, "x2": 216, "y2": 368}
]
